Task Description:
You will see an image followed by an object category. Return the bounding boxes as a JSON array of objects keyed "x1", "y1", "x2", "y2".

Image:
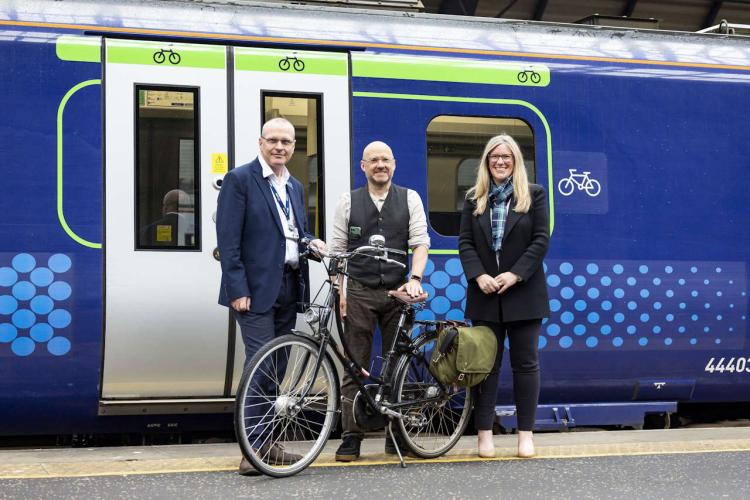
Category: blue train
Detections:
[{"x1": 1, "y1": 0, "x2": 749, "y2": 437}]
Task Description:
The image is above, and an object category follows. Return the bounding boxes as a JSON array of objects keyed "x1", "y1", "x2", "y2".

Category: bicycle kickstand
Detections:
[{"x1": 387, "y1": 421, "x2": 407, "y2": 469}]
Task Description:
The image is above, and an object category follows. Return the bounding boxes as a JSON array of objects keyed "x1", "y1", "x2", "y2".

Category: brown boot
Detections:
[
  {"x1": 254, "y1": 442, "x2": 303, "y2": 466},
  {"x1": 238, "y1": 456, "x2": 259, "y2": 476}
]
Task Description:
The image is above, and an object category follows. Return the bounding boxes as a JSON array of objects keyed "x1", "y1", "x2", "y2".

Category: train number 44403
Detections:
[{"x1": 704, "y1": 357, "x2": 750, "y2": 373}]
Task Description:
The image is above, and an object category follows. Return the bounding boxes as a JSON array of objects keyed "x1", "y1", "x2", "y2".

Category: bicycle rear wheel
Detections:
[
  {"x1": 391, "y1": 331, "x2": 472, "y2": 458},
  {"x1": 235, "y1": 334, "x2": 339, "y2": 477}
]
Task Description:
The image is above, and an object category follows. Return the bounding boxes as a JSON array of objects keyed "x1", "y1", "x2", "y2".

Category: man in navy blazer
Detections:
[{"x1": 216, "y1": 117, "x2": 325, "y2": 473}]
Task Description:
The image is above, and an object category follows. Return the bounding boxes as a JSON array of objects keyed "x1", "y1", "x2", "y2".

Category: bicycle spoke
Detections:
[
  {"x1": 394, "y1": 335, "x2": 472, "y2": 458},
  {"x1": 236, "y1": 336, "x2": 338, "y2": 477}
]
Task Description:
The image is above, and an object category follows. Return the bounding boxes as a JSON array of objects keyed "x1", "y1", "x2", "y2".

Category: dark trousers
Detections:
[
  {"x1": 236, "y1": 269, "x2": 299, "y2": 444},
  {"x1": 340, "y1": 279, "x2": 402, "y2": 440},
  {"x1": 472, "y1": 314, "x2": 542, "y2": 432}
]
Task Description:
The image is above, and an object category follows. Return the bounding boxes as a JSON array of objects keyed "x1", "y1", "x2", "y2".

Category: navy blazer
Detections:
[
  {"x1": 216, "y1": 158, "x2": 312, "y2": 313},
  {"x1": 458, "y1": 183, "x2": 550, "y2": 323}
]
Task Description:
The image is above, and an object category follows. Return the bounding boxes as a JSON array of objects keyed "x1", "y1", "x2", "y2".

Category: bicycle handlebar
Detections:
[{"x1": 300, "y1": 238, "x2": 407, "y2": 269}]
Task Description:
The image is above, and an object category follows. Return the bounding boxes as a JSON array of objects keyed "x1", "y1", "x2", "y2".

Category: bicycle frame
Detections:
[{"x1": 289, "y1": 251, "x2": 450, "y2": 423}]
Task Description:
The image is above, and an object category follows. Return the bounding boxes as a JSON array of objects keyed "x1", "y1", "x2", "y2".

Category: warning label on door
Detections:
[{"x1": 212, "y1": 153, "x2": 228, "y2": 175}]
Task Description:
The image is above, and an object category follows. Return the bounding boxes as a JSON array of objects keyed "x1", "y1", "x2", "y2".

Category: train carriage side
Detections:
[
  {"x1": 349, "y1": 46, "x2": 750, "y2": 426},
  {"x1": 0, "y1": 29, "x2": 356, "y2": 435},
  {"x1": 2, "y1": 10, "x2": 750, "y2": 437},
  {"x1": 0, "y1": 30, "x2": 105, "y2": 435}
]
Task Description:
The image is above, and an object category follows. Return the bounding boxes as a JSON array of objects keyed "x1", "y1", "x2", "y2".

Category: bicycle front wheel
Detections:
[
  {"x1": 391, "y1": 332, "x2": 472, "y2": 458},
  {"x1": 235, "y1": 334, "x2": 339, "y2": 477}
]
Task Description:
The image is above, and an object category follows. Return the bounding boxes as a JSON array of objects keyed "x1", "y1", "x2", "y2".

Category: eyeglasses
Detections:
[
  {"x1": 488, "y1": 154, "x2": 513, "y2": 163},
  {"x1": 262, "y1": 136, "x2": 295, "y2": 147},
  {"x1": 364, "y1": 157, "x2": 394, "y2": 165}
]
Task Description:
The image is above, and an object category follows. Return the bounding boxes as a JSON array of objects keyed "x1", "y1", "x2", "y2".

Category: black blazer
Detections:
[
  {"x1": 458, "y1": 183, "x2": 550, "y2": 323},
  {"x1": 216, "y1": 159, "x2": 312, "y2": 313}
]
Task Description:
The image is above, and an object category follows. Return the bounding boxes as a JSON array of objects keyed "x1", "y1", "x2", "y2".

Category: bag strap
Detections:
[{"x1": 439, "y1": 328, "x2": 459, "y2": 356}]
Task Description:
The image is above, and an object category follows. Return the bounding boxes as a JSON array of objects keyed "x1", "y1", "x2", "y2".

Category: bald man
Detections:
[
  {"x1": 217, "y1": 117, "x2": 325, "y2": 474},
  {"x1": 330, "y1": 141, "x2": 430, "y2": 461}
]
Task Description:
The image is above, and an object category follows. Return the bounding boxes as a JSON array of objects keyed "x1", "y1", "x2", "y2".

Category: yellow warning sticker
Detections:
[
  {"x1": 156, "y1": 225, "x2": 173, "y2": 242},
  {"x1": 212, "y1": 153, "x2": 228, "y2": 174}
]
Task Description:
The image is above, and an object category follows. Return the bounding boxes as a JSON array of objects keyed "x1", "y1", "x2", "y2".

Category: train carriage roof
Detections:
[{"x1": 1, "y1": 0, "x2": 749, "y2": 69}]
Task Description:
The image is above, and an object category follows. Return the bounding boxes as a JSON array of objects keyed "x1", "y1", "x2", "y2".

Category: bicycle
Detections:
[
  {"x1": 234, "y1": 235, "x2": 472, "y2": 477},
  {"x1": 153, "y1": 48, "x2": 181, "y2": 65},
  {"x1": 278, "y1": 55, "x2": 305, "y2": 72},
  {"x1": 557, "y1": 168, "x2": 602, "y2": 197},
  {"x1": 517, "y1": 67, "x2": 541, "y2": 84}
]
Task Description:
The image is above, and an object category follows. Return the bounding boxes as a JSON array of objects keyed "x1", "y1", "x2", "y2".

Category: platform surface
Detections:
[{"x1": 1, "y1": 427, "x2": 749, "y2": 499}]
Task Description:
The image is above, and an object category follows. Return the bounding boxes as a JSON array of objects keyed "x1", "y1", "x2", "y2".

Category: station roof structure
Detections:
[
  {"x1": 220, "y1": 0, "x2": 749, "y2": 33},
  {"x1": 423, "y1": 0, "x2": 750, "y2": 33}
]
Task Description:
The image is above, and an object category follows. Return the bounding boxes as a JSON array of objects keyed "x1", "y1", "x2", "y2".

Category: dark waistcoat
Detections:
[{"x1": 347, "y1": 184, "x2": 410, "y2": 288}]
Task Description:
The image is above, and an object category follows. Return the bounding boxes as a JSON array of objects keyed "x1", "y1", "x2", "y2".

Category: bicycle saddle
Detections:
[{"x1": 388, "y1": 289, "x2": 429, "y2": 304}]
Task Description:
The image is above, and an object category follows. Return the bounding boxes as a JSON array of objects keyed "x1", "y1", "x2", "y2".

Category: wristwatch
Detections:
[{"x1": 410, "y1": 275, "x2": 422, "y2": 282}]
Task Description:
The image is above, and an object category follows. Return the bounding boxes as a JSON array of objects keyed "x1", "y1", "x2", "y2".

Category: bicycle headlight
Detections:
[{"x1": 303, "y1": 308, "x2": 320, "y2": 325}]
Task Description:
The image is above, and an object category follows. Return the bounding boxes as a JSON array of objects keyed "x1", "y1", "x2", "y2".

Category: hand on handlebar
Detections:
[{"x1": 308, "y1": 238, "x2": 327, "y2": 255}]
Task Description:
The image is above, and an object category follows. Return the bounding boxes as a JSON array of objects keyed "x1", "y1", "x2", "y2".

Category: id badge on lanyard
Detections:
[{"x1": 270, "y1": 181, "x2": 298, "y2": 238}]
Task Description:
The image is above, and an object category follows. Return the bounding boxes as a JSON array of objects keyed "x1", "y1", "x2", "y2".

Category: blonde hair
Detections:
[{"x1": 466, "y1": 134, "x2": 531, "y2": 216}]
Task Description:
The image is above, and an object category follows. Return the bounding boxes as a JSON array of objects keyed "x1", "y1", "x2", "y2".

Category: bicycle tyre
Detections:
[
  {"x1": 584, "y1": 179, "x2": 601, "y2": 197},
  {"x1": 293, "y1": 59, "x2": 305, "y2": 71},
  {"x1": 391, "y1": 331, "x2": 472, "y2": 459},
  {"x1": 153, "y1": 51, "x2": 165, "y2": 64},
  {"x1": 168, "y1": 52, "x2": 181, "y2": 64},
  {"x1": 278, "y1": 58, "x2": 291, "y2": 71},
  {"x1": 235, "y1": 334, "x2": 339, "y2": 477},
  {"x1": 557, "y1": 177, "x2": 575, "y2": 196}
]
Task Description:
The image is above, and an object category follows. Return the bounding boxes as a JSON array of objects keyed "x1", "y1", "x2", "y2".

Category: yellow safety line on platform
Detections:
[{"x1": 2, "y1": 442, "x2": 750, "y2": 479}]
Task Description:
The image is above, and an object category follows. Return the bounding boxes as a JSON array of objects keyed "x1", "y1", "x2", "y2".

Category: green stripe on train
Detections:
[
  {"x1": 235, "y1": 48, "x2": 347, "y2": 76},
  {"x1": 107, "y1": 40, "x2": 225, "y2": 69},
  {"x1": 352, "y1": 53, "x2": 550, "y2": 87},
  {"x1": 56, "y1": 35, "x2": 101, "y2": 63}
]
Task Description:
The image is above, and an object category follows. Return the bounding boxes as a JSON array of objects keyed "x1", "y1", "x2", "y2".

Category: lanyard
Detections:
[{"x1": 269, "y1": 181, "x2": 291, "y2": 222}]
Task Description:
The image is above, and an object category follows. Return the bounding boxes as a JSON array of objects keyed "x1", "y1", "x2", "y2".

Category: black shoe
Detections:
[{"x1": 335, "y1": 436, "x2": 362, "y2": 462}]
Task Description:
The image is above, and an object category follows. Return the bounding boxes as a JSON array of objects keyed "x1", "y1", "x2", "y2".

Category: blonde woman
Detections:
[{"x1": 458, "y1": 134, "x2": 550, "y2": 459}]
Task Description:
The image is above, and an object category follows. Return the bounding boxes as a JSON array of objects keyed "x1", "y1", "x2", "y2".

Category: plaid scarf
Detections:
[{"x1": 489, "y1": 177, "x2": 514, "y2": 252}]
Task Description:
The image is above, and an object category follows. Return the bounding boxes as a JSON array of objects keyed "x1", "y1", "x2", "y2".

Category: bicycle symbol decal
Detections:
[
  {"x1": 517, "y1": 67, "x2": 541, "y2": 84},
  {"x1": 558, "y1": 169, "x2": 602, "y2": 197},
  {"x1": 278, "y1": 55, "x2": 305, "y2": 72},
  {"x1": 153, "y1": 48, "x2": 181, "y2": 65}
]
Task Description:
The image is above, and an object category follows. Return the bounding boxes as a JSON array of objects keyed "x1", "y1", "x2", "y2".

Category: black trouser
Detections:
[
  {"x1": 472, "y1": 314, "x2": 541, "y2": 432},
  {"x1": 340, "y1": 279, "x2": 402, "y2": 440}
]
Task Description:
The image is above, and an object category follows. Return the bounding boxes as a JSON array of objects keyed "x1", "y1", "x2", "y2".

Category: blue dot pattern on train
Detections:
[
  {"x1": 0, "y1": 253, "x2": 73, "y2": 357},
  {"x1": 421, "y1": 256, "x2": 746, "y2": 351}
]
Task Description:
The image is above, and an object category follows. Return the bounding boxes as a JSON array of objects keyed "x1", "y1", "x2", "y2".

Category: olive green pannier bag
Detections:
[{"x1": 429, "y1": 325, "x2": 497, "y2": 388}]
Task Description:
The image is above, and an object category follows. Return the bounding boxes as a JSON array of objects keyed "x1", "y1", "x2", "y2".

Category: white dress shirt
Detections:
[{"x1": 258, "y1": 155, "x2": 299, "y2": 268}]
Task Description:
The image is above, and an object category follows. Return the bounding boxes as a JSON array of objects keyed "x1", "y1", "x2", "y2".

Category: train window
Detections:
[
  {"x1": 263, "y1": 93, "x2": 325, "y2": 239},
  {"x1": 135, "y1": 86, "x2": 200, "y2": 250},
  {"x1": 426, "y1": 116, "x2": 535, "y2": 236}
]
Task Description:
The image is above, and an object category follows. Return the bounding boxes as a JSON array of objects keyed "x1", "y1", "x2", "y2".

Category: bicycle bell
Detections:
[{"x1": 369, "y1": 234, "x2": 385, "y2": 247}]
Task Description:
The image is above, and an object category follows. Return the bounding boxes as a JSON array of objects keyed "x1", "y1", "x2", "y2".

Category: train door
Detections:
[
  {"x1": 229, "y1": 48, "x2": 351, "y2": 391},
  {"x1": 103, "y1": 39, "x2": 229, "y2": 398}
]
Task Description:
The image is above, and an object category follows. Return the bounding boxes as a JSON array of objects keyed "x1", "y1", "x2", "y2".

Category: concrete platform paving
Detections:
[{"x1": 2, "y1": 427, "x2": 750, "y2": 479}]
